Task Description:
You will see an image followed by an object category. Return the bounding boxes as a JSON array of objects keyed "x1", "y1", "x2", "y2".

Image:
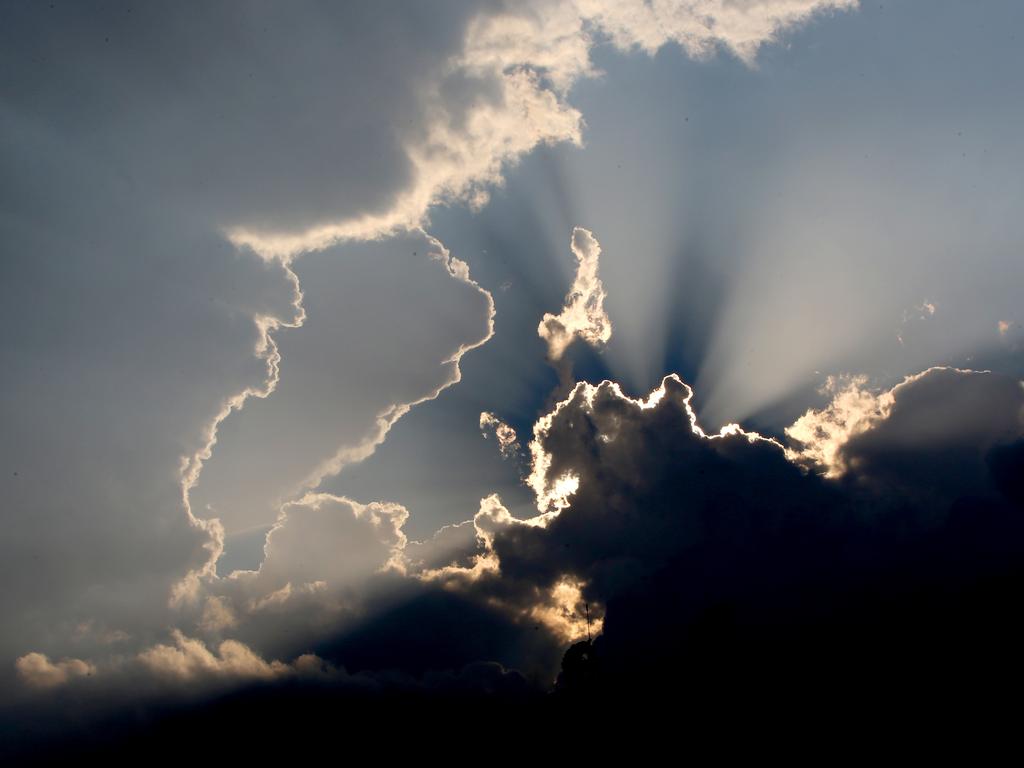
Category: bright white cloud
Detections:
[
  {"x1": 538, "y1": 227, "x2": 613, "y2": 361},
  {"x1": 785, "y1": 374, "x2": 895, "y2": 476},
  {"x1": 578, "y1": 0, "x2": 857, "y2": 63},
  {"x1": 480, "y1": 412, "x2": 521, "y2": 458}
]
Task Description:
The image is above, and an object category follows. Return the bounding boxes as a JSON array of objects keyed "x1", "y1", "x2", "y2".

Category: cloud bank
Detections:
[{"x1": 9, "y1": 362, "x2": 1024, "y2": 757}]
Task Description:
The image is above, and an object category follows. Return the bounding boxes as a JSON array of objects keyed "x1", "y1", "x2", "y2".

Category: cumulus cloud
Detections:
[
  {"x1": 828, "y1": 368, "x2": 1024, "y2": 503},
  {"x1": 249, "y1": 494, "x2": 407, "y2": 590},
  {"x1": 0, "y1": 1, "x2": 481, "y2": 670},
  {"x1": 137, "y1": 631, "x2": 292, "y2": 684},
  {"x1": 12, "y1": 491, "x2": 415, "y2": 693},
  {"x1": 476, "y1": 367, "x2": 1024, "y2": 700},
  {"x1": 505, "y1": 375, "x2": 803, "y2": 591},
  {"x1": 230, "y1": 0, "x2": 856, "y2": 259},
  {"x1": 577, "y1": 0, "x2": 857, "y2": 64},
  {"x1": 538, "y1": 227, "x2": 613, "y2": 361},
  {"x1": 480, "y1": 412, "x2": 521, "y2": 458},
  {"x1": 2, "y1": 0, "x2": 864, "y2": 731},
  {"x1": 16, "y1": 633, "x2": 344, "y2": 700},
  {"x1": 785, "y1": 373, "x2": 895, "y2": 476},
  {"x1": 15, "y1": 654, "x2": 96, "y2": 690},
  {"x1": 187, "y1": 232, "x2": 493, "y2": 544},
  {"x1": 173, "y1": 494, "x2": 413, "y2": 662},
  {"x1": 12, "y1": 2, "x2": 1024, "y2": 749},
  {"x1": 0, "y1": 0, "x2": 859, "y2": 670},
  {"x1": 788, "y1": 367, "x2": 1024, "y2": 501},
  {"x1": 12, "y1": 364, "x2": 1024, "y2": 744},
  {"x1": 405, "y1": 520, "x2": 483, "y2": 574},
  {"x1": 313, "y1": 367, "x2": 1012, "y2": 704}
]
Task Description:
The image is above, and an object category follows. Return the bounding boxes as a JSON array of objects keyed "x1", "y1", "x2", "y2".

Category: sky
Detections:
[{"x1": 2, "y1": 0, "x2": 1024, "y2": 756}]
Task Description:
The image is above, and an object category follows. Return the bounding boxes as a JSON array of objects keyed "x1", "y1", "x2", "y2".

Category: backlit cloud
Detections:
[
  {"x1": 0, "y1": 0, "x2": 861, "y2": 680},
  {"x1": 15, "y1": 654, "x2": 96, "y2": 690},
  {"x1": 230, "y1": 0, "x2": 857, "y2": 260},
  {"x1": 785, "y1": 374, "x2": 895, "y2": 476},
  {"x1": 538, "y1": 227, "x2": 613, "y2": 361},
  {"x1": 480, "y1": 412, "x2": 521, "y2": 458},
  {"x1": 787, "y1": 367, "x2": 1024, "y2": 495},
  {"x1": 25, "y1": 1, "x2": 1024, "y2": 757}
]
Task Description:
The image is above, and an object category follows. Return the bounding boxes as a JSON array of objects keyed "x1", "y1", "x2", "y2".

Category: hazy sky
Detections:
[{"x1": 2, "y1": 0, "x2": 1024, "y2": 752}]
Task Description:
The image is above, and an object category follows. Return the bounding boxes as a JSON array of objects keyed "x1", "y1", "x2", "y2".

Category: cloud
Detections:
[
  {"x1": 788, "y1": 367, "x2": 1024, "y2": 502},
  {"x1": 198, "y1": 597, "x2": 239, "y2": 634},
  {"x1": 0, "y1": 1, "x2": 487, "y2": 669},
  {"x1": 173, "y1": 494, "x2": 413, "y2": 662},
  {"x1": 11, "y1": 363, "x2": 1024, "y2": 743},
  {"x1": 0, "y1": 0, "x2": 859, "y2": 675},
  {"x1": 250, "y1": 494, "x2": 407, "y2": 591},
  {"x1": 10, "y1": 1, "x2": 1024, "y2": 747},
  {"x1": 474, "y1": 366, "x2": 1024, "y2": 701},
  {"x1": 137, "y1": 631, "x2": 292, "y2": 684},
  {"x1": 15, "y1": 654, "x2": 96, "y2": 690},
  {"x1": 16, "y1": 632, "x2": 345, "y2": 700},
  {"x1": 538, "y1": 227, "x2": 613, "y2": 361},
  {"x1": 12, "y1": 490, "x2": 415, "y2": 693},
  {"x1": 185, "y1": 232, "x2": 493, "y2": 550},
  {"x1": 405, "y1": 520, "x2": 483, "y2": 574},
  {"x1": 785, "y1": 373, "x2": 895, "y2": 476},
  {"x1": 829, "y1": 367, "x2": 1024, "y2": 504},
  {"x1": 577, "y1": 0, "x2": 858, "y2": 64},
  {"x1": 500, "y1": 374, "x2": 803, "y2": 594},
  {"x1": 1, "y1": 0, "x2": 865, "y2": 731},
  {"x1": 480, "y1": 412, "x2": 521, "y2": 458},
  {"x1": 229, "y1": 0, "x2": 856, "y2": 259}
]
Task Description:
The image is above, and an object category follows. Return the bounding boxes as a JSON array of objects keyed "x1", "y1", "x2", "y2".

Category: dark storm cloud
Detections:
[{"x1": 297, "y1": 367, "x2": 1023, "y2": 698}]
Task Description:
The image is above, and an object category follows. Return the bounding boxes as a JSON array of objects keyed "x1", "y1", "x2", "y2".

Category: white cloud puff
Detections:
[
  {"x1": 15, "y1": 653, "x2": 96, "y2": 689},
  {"x1": 785, "y1": 374, "x2": 895, "y2": 476},
  {"x1": 480, "y1": 412, "x2": 521, "y2": 458},
  {"x1": 578, "y1": 0, "x2": 857, "y2": 64},
  {"x1": 538, "y1": 227, "x2": 613, "y2": 361}
]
